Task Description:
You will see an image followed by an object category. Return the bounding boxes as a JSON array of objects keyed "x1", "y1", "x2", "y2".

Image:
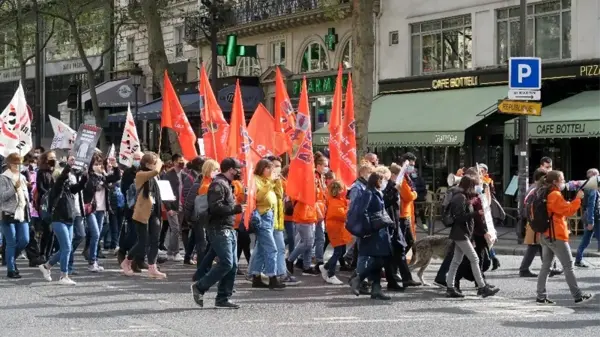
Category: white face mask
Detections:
[
  {"x1": 272, "y1": 167, "x2": 281, "y2": 179},
  {"x1": 381, "y1": 179, "x2": 389, "y2": 189},
  {"x1": 558, "y1": 182, "x2": 566, "y2": 191}
]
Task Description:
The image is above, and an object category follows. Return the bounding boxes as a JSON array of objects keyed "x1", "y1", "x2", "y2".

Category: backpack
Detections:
[
  {"x1": 111, "y1": 186, "x2": 126, "y2": 209},
  {"x1": 345, "y1": 189, "x2": 372, "y2": 237},
  {"x1": 192, "y1": 194, "x2": 209, "y2": 222},
  {"x1": 527, "y1": 187, "x2": 553, "y2": 234},
  {"x1": 442, "y1": 187, "x2": 457, "y2": 227}
]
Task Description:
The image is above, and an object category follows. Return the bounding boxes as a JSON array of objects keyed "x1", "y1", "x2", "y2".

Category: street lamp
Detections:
[{"x1": 130, "y1": 63, "x2": 143, "y2": 125}]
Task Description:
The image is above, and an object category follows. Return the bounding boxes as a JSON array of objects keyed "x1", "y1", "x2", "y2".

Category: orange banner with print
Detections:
[
  {"x1": 199, "y1": 64, "x2": 229, "y2": 162},
  {"x1": 274, "y1": 67, "x2": 295, "y2": 156}
]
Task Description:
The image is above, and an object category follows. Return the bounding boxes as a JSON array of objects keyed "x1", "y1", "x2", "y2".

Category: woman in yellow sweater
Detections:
[{"x1": 248, "y1": 159, "x2": 286, "y2": 290}]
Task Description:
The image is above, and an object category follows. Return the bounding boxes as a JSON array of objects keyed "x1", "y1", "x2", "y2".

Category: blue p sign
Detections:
[{"x1": 509, "y1": 57, "x2": 542, "y2": 90}]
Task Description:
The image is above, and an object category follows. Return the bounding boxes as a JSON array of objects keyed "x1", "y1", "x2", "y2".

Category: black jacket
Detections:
[
  {"x1": 35, "y1": 168, "x2": 54, "y2": 207},
  {"x1": 51, "y1": 169, "x2": 87, "y2": 223},
  {"x1": 121, "y1": 166, "x2": 138, "y2": 197},
  {"x1": 382, "y1": 180, "x2": 406, "y2": 249},
  {"x1": 449, "y1": 191, "x2": 476, "y2": 241},
  {"x1": 206, "y1": 174, "x2": 243, "y2": 231}
]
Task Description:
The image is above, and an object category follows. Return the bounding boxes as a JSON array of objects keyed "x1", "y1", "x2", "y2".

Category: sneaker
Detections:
[
  {"x1": 58, "y1": 276, "x2": 76, "y2": 286},
  {"x1": 433, "y1": 280, "x2": 447, "y2": 288},
  {"x1": 88, "y1": 263, "x2": 104, "y2": 272},
  {"x1": 158, "y1": 249, "x2": 167, "y2": 256},
  {"x1": 549, "y1": 269, "x2": 563, "y2": 277},
  {"x1": 575, "y1": 293, "x2": 595, "y2": 304},
  {"x1": 281, "y1": 275, "x2": 301, "y2": 286},
  {"x1": 574, "y1": 261, "x2": 589, "y2": 268},
  {"x1": 190, "y1": 284, "x2": 204, "y2": 307},
  {"x1": 168, "y1": 253, "x2": 184, "y2": 262},
  {"x1": 302, "y1": 268, "x2": 319, "y2": 276},
  {"x1": 319, "y1": 264, "x2": 329, "y2": 282},
  {"x1": 7, "y1": 271, "x2": 21, "y2": 279},
  {"x1": 39, "y1": 264, "x2": 52, "y2": 282},
  {"x1": 215, "y1": 300, "x2": 240, "y2": 309},
  {"x1": 325, "y1": 275, "x2": 344, "y2": 285},
  {"x1": 17, "y1": 253, "x2": 26, "y2": 260},
  {"x1": 536, "y1": 298, "x2": 556, "y2": 306}
]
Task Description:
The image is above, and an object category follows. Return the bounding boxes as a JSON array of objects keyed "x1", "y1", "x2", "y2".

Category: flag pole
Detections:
[{"x1": 157, "y1": 127, "x2": 163, "y2": 156}]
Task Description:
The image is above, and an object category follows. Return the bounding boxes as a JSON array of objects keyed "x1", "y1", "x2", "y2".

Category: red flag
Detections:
[
  {"x1": 328, "y1": 65, "x2": 344, "y2": 184},
  {"x1": 340, "y1": 74, "x2": 357, "y2": 185},
  {"x1": 227, "y1": 80, "x2": 255, "y2": 230},
  {"x1": 285, "y1": 77, "x2": 316, "y2": 206},
  {"x1": 247, "y1": 103, "x2": 279, "y2": 165},
  {"x1": 273, "y1": 67, "x2": 295, "y2": 155},
  {"x1": 199, "y1": 64, "x2": 229, "y2": 162},
  {"x1": 161, "y1": 70, "x2": 198, "y2": 161}
]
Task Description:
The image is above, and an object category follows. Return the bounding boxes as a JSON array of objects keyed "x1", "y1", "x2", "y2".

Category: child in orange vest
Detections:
[{"x1": 319, "y1": 180, "x2": 352, "y2": 285}]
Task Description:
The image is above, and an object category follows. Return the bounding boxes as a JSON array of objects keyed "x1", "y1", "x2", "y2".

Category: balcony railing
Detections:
[{"x1": 185, "y1": 0, "x2": 352, "y2": 46}]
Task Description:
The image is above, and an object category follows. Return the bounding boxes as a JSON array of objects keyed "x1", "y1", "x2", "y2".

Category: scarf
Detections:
[{"x1": 3, "y1": 169, "x2": 27, "y2": 221}]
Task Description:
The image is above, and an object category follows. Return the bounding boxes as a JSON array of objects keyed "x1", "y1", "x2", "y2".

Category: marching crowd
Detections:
[{"x1": 0, "y1": 148, "x2": 597, "y2": 308}]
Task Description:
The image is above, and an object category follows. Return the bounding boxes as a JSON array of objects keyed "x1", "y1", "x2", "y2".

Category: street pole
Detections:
[
  {"x1": 517, "y1": 0, "x2": 529, "y2": 242},
  {"x1": 33, "y1": 0, "x2": 42, "y2": 147}
]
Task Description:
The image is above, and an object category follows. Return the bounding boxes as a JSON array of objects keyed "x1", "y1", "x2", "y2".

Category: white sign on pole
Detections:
[{"x1": 508, "y1": 89, "x2": 541, "y2": 101}]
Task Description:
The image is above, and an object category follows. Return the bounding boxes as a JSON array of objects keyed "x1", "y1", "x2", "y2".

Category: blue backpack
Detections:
[
  {"x1": 111, "y1": 186, "x2": 125, "y2": 209},
  {"x1": 345, "y1": 189, "x2": 372, "y2": 238}
]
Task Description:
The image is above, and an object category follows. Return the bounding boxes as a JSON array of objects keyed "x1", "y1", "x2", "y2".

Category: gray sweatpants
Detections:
[
  {"x1": 537, "y1": 236, "x2": 582, "y2": 300},
  {"x1": 166, "y1": 211, "x2": 183, "y2": 256},
  {"x1": 446, "y1": 239, "x2": 486, "y2": 288}
]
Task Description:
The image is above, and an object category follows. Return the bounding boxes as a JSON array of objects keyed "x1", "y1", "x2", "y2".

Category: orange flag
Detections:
[
  {"x1": 340, "y1": 74, "x2": 357, "y2": 185},
  {"x1": 199, "y1": 64, "x2": 229, "y2": 162},
  {"x1": 328, "y1": 65, "x2": 344, "y2": 184},
  {"x1": 273, "y1": 67, "x2": 295, "y2": 155},
  {"x1": 247, "y1": 103, "x2": 277, "y2": 165},
  {"x1": 285, "y1": 77, "x2": 316, "y2": 206},
  {"x1": 161, "y1": 70, "x2": 198, "y2": 161},
  {"x1": 227, "y1": 80, "x2": 255, "y2": 230}
]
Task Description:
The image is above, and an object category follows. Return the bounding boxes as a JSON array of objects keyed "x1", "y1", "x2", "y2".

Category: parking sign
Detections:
[{"x1": 509, "y1": 57, "x2": 542, "y2": 90}]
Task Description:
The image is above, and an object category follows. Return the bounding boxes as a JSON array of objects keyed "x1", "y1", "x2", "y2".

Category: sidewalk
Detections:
[{"x1": 415, "y1": 222, "x2": 600, "y2": 258}]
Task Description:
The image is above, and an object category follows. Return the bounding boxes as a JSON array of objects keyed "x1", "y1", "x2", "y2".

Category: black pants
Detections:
[
  {"x1": 159, "y1": 220, "x2": 169, "y2": 249},
  {"x1": 24, "y1": 220, "x2": 41, "y2": 262},
  {"x1": 127, "y1": 216, "x2": 160, "y2": 265},
  {"x1": 39, "y1": 220, "x2": 54, "y2": 260},
  {"x1": 236, "y1": 228, "x2": 251, "y2": 264},
  {"x1": 118, "y1": 209, "x2": 138, "y2": 255},
  {"x1": 400, "y1": 218, "x2": 415, "y2": 253},
  {"x1": 193, "y1": 223, "x2": 208, "y2": 265}
]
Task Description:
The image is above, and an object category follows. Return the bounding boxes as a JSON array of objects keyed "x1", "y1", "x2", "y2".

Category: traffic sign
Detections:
[
  {"x1": 508, "y1": 89, "x2": 541, "y2": 101},
  {"x1": 509, "y1": 57, "x2": 542, "y2": 90},
  {"x1": 498, "y1": 100, "x2": 542, "y2": 116}
]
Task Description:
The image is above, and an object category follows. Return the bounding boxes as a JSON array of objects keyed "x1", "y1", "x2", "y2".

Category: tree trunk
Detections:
[
  {"x1": 140, "y1": 0, "x2": 181, "y2": 155},
  {"x1": 351, "y1": 0, "x2": 374, "y2": 160}
]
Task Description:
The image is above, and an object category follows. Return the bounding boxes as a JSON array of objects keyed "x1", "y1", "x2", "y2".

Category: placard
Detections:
[
  {"x1": 156, "y1": 180, "x2": 176, "y2": 201},
  {"x1": 71, "y1": 124, "x2": 101, "y2": 171}
]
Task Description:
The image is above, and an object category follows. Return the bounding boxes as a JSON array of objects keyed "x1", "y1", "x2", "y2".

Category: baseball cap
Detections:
[{"x1": 220, "y1": 157, "x2": 243, "y2": 172}]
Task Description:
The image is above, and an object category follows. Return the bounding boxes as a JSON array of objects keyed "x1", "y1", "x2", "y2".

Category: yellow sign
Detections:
[
  {"x1": 431, "y1": 76, "x2": 479, "y2": 90},
  {"x1": 498, "y1": 100, "x2": 542, "y2": 116}
]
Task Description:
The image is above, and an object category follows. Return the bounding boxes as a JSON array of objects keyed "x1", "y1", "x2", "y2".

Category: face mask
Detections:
[
  {"x1": 47, "y1": 159, "x2": 56, "y2": 167},
  {"x1": 321, "y1": 167, "x2": 329, "y2": 174},
  {"x1": 475, "y1": 185, "x2": 484, "y2": 195},
  {"x1": 558, "y1": 182, "x2": 566, "y2": 191},
  {"x1": 93, "y1": 165, "x2": 103, "y2": 173},
  {"x1": 233, "y1": 169, "x2": 242, "y2": 181},
  {"x1": 272, "y1": 167, "x2": 281, "y2": 177},
  {"x1": 406, "y1": 165, "x2": 415, "y2": 174},
  {"x1": 132, "y1": 160, "x2": 140, "y2": 168},
  {"x1": 381, "y1": 179, "x2": 389, "y2": 188},
  {"x1": 177, "y1": 162, "x2": 185, "y2": 169},
  {"x1": 211, "y1": 171, "x2": 218, "y2": 179},
  {"x1": 410, "y1": 172, "x2": 417, "y2": 178}
]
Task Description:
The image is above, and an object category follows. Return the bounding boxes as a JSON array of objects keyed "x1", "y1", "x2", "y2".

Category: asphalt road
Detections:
[{"x1": 0, "y1": 253, "x2": 598, "y2": 337}]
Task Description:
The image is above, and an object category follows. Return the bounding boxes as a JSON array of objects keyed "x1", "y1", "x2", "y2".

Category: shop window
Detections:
[
  {"x1": 270, "y1": 40, "x2": 285, "y2": 66},
  {"x1": 300, "y1": 42, "x2": 328, "y2": 73},
  {"x1": 236, "y1": 57, "x2": 261, "y2": 76},
  {"x1": 389, "y1": 31, "x2": 399, "y2": 46},
  {"x1": 341, "y1": 40, "x2": 352, "y2": 69},
  {"x1": 410, "y1": 15, "x2": 472, "y2": 75},
  {"x1": 496, "y1": 0, "x2": 571, "y2": 64}
]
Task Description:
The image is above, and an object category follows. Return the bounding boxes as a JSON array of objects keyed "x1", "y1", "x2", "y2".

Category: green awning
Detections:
[
  {"x1": 313, "y1": 86, "x2": 507, "y2": 146},
  {"x1": 505, "y1": 91, "x2": 600, "y2": 139}
]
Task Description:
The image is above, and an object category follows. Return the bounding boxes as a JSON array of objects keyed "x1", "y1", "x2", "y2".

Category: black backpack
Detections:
[
  {"x1": 527, "y1": 187, "x2": 553, "y2": 234},
  {"x1": 442, "y1": 187, "x2": 457, "y2": 227}
]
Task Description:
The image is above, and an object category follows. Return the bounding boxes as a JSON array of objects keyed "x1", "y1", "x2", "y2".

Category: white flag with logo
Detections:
[
  {"x1": 0, "y1": 82, "x2": 32, "y2": 157},
  {"x1": 49, "y1": 115, "x2": 77, "y2": 150},
  {"x1": 107, "y1": 144, "x2": 116, "y2": 160},
  {"x1": 119, "y1": 103, "x2": 141, "y2": 167}
]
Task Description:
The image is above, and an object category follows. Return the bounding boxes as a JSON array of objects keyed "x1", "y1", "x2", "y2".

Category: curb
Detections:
[{"x1": 493, "y1": 245, "x2": 600, "y2": 258}]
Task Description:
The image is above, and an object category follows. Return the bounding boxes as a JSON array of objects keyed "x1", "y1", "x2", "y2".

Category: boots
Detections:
[
  {"x1": 148, "y1": 264, "x2": 167, "y2": 279},
  {"x1": 268, "y1": 276, "x2": 286, "y2": 290},
  {"x1": 370, "y1": 283, "x2": 391, "y2": 300},
  {"x1": 477, "y1": 284, "x2": 500, "y2": 298},
  {"x1": 252, "y1": 275, "x2": 269, "y2": 288},
  {"x1": 120, "y1": 259, "x2": 134, "y2": 276}
]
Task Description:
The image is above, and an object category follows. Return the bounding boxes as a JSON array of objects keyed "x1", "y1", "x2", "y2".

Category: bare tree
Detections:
[
  {"x1": 40, "y1": 0, "x2": 126, "y2": 149},
  {"x1": 0, "y1": 0, "x2": 55, "y2": 84},
  {"x1": 351, "y1": 0, "x2": 375, "y2": 158}
]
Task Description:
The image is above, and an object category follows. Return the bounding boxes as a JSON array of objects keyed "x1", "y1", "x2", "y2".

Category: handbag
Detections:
[
  {"x1": 368, "y1": 210, "x2": 394, "y2": 232},
  {"x1": 84, "y1": 201, "x2": 96, "y2": 215}
]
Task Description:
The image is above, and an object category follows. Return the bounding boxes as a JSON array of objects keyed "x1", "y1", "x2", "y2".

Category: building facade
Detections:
[{"x1": 373, "y1": 0, "x2": 599, "y2": 204}]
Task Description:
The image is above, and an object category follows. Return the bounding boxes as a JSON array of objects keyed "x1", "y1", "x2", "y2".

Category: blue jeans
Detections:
[
  {"x1": 576, "y1": 218, "x2": 600, "y2": 262},
  {"x1": 273, "y1": 230, "x2": 286, "y2": 276},
  {"x1": 103, "y1": 210, "x2": 122, "y2": 249},
  {"x1": 194, "y1": 243, "x2": 216, "y2": 281},
  {"x1": 69, "y1": 216, "x2": 85, "y2": 273},
  {"x1": 194, "y1": 228, "x2": 238, "y2": 302},
  {"x1": 48, "y1": 222, "x2": 74, "y2": 273},
  {"x1": 356, "y1": 255, "x2": 385, "y2": 285},
  {"x1": 0, "y1": 221, "x2": 30, "y2": 272},
  {"x1": 314, "y1": 221, "x2": 325, "y2": 263},
  {"x1": 86, "y1": 211, "x2": 105, "y2": 263},
  {"x1": 249, "y1": 210, "x2": 277, "y2": 277},
  {"x1": 284, "y1": 221, "x2": 296, "y2": 253},
  {"x1": 325, "y1": 245, "x2": 346, "y2": 278},
  {"x1": 287, "y1": 224, "x2": 315, "y2": 270}
]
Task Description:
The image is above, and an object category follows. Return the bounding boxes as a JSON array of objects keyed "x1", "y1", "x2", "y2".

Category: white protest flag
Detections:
[
  {"x1": 49, "y1": 115, "x2": 77, "y2": 150},
  {"x1": 0, "y1": 82, "x2": 32, "y2": 157},
  {"x1": 107, "y1": 144, "x2": 116, "y2": 159},
  {"x1": 119, "y1": 103, "x2": 141, "y2": 167}
]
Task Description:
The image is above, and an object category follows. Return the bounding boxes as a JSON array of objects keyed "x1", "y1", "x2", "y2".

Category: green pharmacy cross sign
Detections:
[
  {"x1": 324, "y1": 28, "x2": 338, "y2": 51},
  {"x1": 217, "y1": 34, "x2": 258, "y2": 67}
]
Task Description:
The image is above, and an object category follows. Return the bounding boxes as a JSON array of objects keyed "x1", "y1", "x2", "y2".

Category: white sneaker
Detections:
[
  {"x1": 158, "y1": 249, "x2": 167, "y2": 257},
  {"x1": 38, "y1": 264, "x2": 52, "y2": 282},
  {"x1": 88, "y1": 263, "x2": 105, "y2": 272},
  {"x1": 325, "y1": 275, "x2": 344, "y2": 285},
  {"x1": 319, "y1": 264, "x2": 329, "y2": 282},
  {"x1": 18, "y1": 253, "x2": 26, "y2": 260},
  {"x1": 58, "y1": 277, "x2": 76, "y2": 286},
  {"x1": 114, "y1": 247, "x2": 120, "y2": 255},
  {"x1": 168, "y1": 253, "x2": 184, "y2": 262}
]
